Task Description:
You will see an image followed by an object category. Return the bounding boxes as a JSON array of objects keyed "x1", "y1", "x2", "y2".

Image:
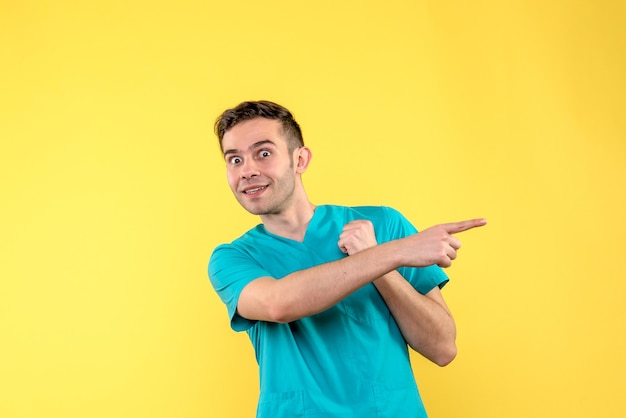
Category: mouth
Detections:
[{"x1": 241, "y1": 185, "x2": 268, "y2": 196}]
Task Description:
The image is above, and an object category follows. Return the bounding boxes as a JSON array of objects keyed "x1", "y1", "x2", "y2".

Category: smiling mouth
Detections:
[{"x1": 243, "y1": 186, "x2": 267, "y2": 195}]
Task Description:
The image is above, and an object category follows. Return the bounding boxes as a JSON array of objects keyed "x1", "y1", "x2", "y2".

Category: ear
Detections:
[{"x1": 294, "y1": 146, "x2": 312, "y2": 174}]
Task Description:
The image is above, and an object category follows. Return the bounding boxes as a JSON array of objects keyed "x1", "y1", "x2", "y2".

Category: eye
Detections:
[
  {"x1": 228, "y1": 156, "x2": 242, "y2": 165},
  {"x1": 259, "y1": 149, "x2": 271, "y2": 158}
]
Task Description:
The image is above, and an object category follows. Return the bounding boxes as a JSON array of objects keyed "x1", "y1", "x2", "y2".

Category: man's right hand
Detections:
[{"x1": 400, "y1": 219, "x2": 487, "y2": 268}]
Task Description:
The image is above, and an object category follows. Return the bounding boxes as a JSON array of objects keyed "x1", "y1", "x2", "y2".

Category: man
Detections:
[{"x1": 208, "y1": 100, "x2": 486, "y2": 417}]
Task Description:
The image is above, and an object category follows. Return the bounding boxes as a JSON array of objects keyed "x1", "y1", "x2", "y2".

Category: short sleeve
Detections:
[
  {"x1": 380, "y1": 207, "x2": 450, "y2": 294},
  {"x1": 208, "y1": 243, "x2": 270, "y2": 332}
]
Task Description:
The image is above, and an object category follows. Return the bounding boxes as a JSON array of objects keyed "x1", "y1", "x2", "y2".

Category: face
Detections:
[{"x1": 222, "y1": 118, "x2": 302, "y2": 216}]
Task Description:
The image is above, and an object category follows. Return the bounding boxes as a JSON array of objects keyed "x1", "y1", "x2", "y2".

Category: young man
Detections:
[{"x1": 208, "y1": 100, "x2": 486, "y2": 417}]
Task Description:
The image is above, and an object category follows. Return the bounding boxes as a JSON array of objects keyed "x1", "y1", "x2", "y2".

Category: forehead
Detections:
[{"x1": 222, "y1": 118, "x2": 287, "y2": 150}]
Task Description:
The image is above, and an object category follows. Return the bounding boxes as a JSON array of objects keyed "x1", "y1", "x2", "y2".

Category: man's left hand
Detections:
[{"x1": 338, "y1": 220, "x2": 378, "y2": 255}]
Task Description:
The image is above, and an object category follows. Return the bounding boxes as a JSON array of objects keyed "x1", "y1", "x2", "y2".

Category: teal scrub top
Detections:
[{"x1": 209, "y1": 205, "x2": 449, "y2": 417}]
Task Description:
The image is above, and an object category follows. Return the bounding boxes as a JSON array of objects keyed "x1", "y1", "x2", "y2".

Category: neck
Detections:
[{"x1": 260, "y1": 198, "x2": 316, "y2": 242}]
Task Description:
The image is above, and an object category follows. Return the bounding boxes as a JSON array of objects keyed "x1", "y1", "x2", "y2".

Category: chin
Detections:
[
  {"x1": 240, "y1": 203, "x2": 269, "y2": 216},
  {"x1": 242, "y1": 203, "x2": 282, "y2": 216}
]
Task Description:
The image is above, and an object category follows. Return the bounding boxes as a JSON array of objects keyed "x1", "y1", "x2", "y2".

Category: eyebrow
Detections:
[{"x1": 223, "y1": 140, "x2": 276, "y2": 157}]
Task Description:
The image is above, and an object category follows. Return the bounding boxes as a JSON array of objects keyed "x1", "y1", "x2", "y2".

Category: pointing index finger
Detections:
[{"x1": 443, "y1": 218, "x2": 487, "y2": 234}]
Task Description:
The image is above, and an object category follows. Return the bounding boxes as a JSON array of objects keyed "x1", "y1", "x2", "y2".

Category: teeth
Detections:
[{"x1": 245, "y1": 186, "x2": 265, "y2": 194}]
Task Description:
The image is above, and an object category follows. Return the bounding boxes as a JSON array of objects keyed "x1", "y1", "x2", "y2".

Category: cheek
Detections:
[{"x1": 226, "y1": 171, "x2": 238, "y2": 190}]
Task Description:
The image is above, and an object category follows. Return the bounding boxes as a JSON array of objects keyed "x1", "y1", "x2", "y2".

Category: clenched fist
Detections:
[{"x1": 338, "y1": 218, "x2": 487, "y2": 268}]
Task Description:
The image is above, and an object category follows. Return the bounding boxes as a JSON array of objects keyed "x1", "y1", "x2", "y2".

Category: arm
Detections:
[
  {"x1": 238, "y1": 218, "x2": 486, "y2": 326},
  {"x1": 237, "y1": 238, "x2": 405, "y2": 323},
  {"x1": 373, "y1": 271, "x2": 456, "y2": 366},
  {"x1": 338, "y1": 219, "x2": 485, "y2": 366}
]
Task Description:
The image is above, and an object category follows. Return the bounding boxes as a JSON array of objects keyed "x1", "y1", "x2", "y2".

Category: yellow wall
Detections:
[{"x1": 1, "y1": 1, "x2": 624, "y2": 417}]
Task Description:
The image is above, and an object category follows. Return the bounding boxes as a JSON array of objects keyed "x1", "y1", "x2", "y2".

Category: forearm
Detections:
[
  {"x1": 373, "y1": 272, "x2": 457, "y2": 366},
  {"x1": 237, "y1": 240, "x2": 405, "y2": 323}
]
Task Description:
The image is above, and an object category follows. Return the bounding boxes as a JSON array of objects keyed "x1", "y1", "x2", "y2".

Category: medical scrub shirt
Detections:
[{"x1": 209, "y1": 205, "x2": 449, "y2": 418}]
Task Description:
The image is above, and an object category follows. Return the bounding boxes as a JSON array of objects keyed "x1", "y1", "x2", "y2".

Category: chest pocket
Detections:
[{"x1": 340, "y1": 283, "x2": 391, "y2": 323}]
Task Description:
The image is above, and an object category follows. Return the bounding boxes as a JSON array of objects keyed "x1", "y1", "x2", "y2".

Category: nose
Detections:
[{"x1": 240, "y1": 158, "x2": 260, "y2": 179}]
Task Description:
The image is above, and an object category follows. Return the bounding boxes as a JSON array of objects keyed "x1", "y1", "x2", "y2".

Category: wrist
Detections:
[{"x1": 379, "y1": 239, "x2": 406, "y2": 270}]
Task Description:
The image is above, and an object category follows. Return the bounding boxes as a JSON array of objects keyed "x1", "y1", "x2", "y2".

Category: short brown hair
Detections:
[{"x1": 214, "y1": 100, "x2": 304, "y2": 152}]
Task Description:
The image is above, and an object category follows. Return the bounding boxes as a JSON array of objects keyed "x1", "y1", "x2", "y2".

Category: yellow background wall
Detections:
[{"x1": 1, "y1": 1, "x2": 624, "y2": 417}]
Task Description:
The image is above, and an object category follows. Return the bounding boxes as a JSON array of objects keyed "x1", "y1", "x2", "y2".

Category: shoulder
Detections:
[
  {"x1": 209, "y1": 225, "x2": 266, "y2": 263},
  {"x1": 320, "y1": 205, "x2": 415, "y2": 240},
  {"x1": 208, "y1": 225, "x2": 274, "y2": 290},
  {"x1": 354, "y1": 205, "x2": 418, "y2": 240},
  {"x1": 214, "y1": 224, "x2": 265, "y2": 248},
  {"x1": 346, "y1": 205, "x2": 406, "y2": 221},
  {"x1": 318, "y1": 204, "x2": 410, "y2": 225}
]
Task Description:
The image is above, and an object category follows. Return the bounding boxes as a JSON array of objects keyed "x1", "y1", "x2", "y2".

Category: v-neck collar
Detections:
[{"x1": 258, "y1": 205, "x2": 327, "y2": 245}]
